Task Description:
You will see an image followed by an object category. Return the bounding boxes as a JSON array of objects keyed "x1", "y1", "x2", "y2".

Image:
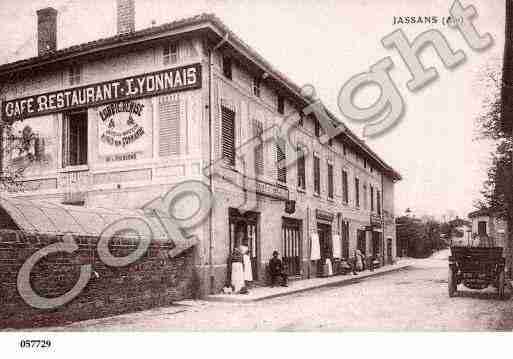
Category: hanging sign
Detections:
[{"x1": 2, "y1": 63, "x2": 201, "y2": 122}]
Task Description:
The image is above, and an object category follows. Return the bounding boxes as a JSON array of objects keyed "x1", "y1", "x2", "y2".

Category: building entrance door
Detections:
[
  {"x1": 229, "y1": 209, "x2": 259, "y2": 281},
  {"x1": 317, "y1": 222, "x2": 332, "y2": 275},
  {"x1": 387, "y1": 238, "x2": 393, "y2": 264},
  {"x1": 282, "y1": 218, "x2": 302, "y2": 277}
]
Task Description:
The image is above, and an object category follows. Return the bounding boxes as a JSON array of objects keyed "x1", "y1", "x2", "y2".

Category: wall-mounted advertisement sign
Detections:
[
  {"x1": 2, "y1": 63, "x2": 201, "y2": 122},
  {"x1": 98, "y1": 100, "x2": 148, "y2": 156}
]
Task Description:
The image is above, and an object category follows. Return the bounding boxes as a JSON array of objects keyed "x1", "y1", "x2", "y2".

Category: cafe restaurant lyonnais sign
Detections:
[{"x1": 2, "y1": 63, "x2": 202, "y2": 122}]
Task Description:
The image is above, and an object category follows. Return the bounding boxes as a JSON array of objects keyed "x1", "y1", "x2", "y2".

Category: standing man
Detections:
[{"x1": 269, "y1": 251, "x2": 288, "y2": 287}]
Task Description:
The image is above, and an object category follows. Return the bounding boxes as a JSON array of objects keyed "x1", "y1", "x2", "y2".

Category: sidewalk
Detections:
[{"x1": 205, "y1": 260, "x2": 413, "y2": 303}]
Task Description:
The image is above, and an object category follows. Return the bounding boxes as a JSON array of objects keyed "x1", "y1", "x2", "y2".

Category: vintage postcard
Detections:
[{"x1": 0, "y1": 0, "x2": 511, "y2": 356}]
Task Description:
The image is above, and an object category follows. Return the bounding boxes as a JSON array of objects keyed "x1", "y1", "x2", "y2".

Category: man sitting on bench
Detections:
[{"x1": 269, "y1": 250, "x2": 288, "y2": 287}]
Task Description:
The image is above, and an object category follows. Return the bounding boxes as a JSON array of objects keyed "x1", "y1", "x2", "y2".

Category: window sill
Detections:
[
  {"x1": 313, "y1": 192, "x2": 320, "y2": 197},
  {"x1": 297, "y1": 187, "x2": 306, "y2": 193},
  {"x1": 59, "y1": 165, "x2": 89, "y2": 173},
  {"x1": 327, "y1": 197, "x2": 334, "y2": 202}
]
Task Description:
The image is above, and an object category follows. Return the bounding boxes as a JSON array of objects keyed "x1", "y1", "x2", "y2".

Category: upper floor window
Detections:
[
  {"x1": 314, "y1": 119, "x2": 320, "y2": 138},
  {"x1": 159, "y1": 99, "x2": 181, "y2": 157},
  {"x1": 363, "y1": 184, "x2": 368, "y2": 210},
  {"x1": 69, "y1": 65, "x2": 81, "y2": 86},
  {"x1": 253, "y1": 77, "x2": 261, "y2": 97},
  {"x1": 277, "y1": 95, "x2": 285, "y2": 115},
  {"x1": 276, "y1": 137, "x2": 287, "y2": 183},
  {"x1": 343, "y1": 144, "x2": 347, "y2": 156},
  {"x1": 364, "y1": 158, "x2": 367, "y2": 169},
  {"x1": 370, "y1": 185, "x2": 374, "y2": 212},
  {"x1": 313, "y1": 155, "x2": 320, "y2": 195},
  {"x1": 163, "y1": 42, "x2": 179, "y2": 65},
  {"x1": 62, "y1": 110, "x2": 88, "y2": 167},
  {"x1": 223, "y1": 56, "x2": 232, "y2": 80},
  {"x1": 342, "y1": 169, "x2": 348, "y2": 203},
  {"x1": 377, "y1": 190, "x2": 381, "y2": 215},
  {"x1": 221, "y1": 105, "x2": 236, "y2": 166},
  {"x1": 297, "y1": 146, "x2": 306, "y2": 190},
  {"x1": 327, "y1": 163, "x2": 334, "y2": 199},
  {"x1": 253, "y1": 120, "x2": 264, "y2": 175},
  {"x1": 355, "y1": 177, "x2": 360, "y2": 208}
]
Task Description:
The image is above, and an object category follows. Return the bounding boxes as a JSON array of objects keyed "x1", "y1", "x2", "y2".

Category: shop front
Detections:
[
  {"x1": 316, "y1": 209, "x2": 334, "y2": 277},
  {"x1": 282, "y1": 217, "x2": 302, "y2": 278},
  {"x1": 228, "y1": 208, "x2": 260, "y2": 281}
]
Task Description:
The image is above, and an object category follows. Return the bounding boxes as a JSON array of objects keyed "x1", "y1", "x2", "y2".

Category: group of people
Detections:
[{"x1": 227, "y1": 231, "x2": 370, "y2": 294}]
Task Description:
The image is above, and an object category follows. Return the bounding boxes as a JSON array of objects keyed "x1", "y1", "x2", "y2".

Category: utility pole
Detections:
[{"x1": 500, "y1": 0, "x2": 513, "y2": 277}]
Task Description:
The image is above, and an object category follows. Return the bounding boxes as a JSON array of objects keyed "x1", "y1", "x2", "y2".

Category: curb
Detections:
[{"x1": 206, "y1": 264, "x2": 412, "y2": 303}]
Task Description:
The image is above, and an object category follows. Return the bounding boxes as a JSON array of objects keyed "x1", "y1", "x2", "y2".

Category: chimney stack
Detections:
[
  {"x1": 37, "y1": 7, "x2": 58, "y2": 56},
  {"x1": 117, "y1": 0, "x2": 135, "y2": 35}
]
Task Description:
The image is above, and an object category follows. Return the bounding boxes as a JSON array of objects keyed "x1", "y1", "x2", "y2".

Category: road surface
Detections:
[{"x1": 47, "y1": 250, "x2": 513, "y2": 331}]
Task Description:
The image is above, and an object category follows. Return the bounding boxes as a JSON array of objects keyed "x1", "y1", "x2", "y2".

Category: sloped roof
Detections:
[
  {"x1": 0, "y1": 195, "x2": 172, "y2": 241},
  {"x1": 0, "y1": 12, "x2": 401, "y2": 181}
]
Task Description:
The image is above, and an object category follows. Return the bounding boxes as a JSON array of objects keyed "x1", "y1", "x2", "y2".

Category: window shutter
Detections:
[
  {"x1": 253, "y1": 120, "x2": 264, "y2": 175},
  {"x1": 221, "y1": 105, "x2": 235, "y2": 165},
  {"x1": 159, "y1": 99, "x2": 180, "y2": 157},
  {"x1": 276, "y1": 137, "x2": 286, "y2": 183},
  {"x1": 313, "y1": 156, "x2": 320, "y2": 194},
  {"x1": 327, "y1": 163, "x2": 333, "y2": 198}
]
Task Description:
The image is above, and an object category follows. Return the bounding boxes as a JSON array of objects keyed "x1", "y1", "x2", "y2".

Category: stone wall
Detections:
[{"x1": 0, "y1": 230, "x2": 195, "y2": 329}]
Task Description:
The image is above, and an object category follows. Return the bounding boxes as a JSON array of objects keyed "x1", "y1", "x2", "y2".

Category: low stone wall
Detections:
[{"x1": 0, "y1": 230, "x2": 195, "y2": 329}]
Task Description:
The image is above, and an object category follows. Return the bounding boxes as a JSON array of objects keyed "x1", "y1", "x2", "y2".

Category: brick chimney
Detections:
[
  {"x1": 117, "y1": 0, "x2": 135, "y2": 35},
  {"x1": 37, "y1": 7, "x2": 58, "y2": 56}
]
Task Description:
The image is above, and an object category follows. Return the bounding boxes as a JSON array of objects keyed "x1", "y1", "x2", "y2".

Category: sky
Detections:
[{"x1": 0, "y1": 0, "x2": 505, "y2": 220}]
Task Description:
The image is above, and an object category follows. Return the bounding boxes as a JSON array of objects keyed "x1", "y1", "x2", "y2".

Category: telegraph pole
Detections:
[{"x1": 501, "y1": 0, "x2": 513, "y2": 277}]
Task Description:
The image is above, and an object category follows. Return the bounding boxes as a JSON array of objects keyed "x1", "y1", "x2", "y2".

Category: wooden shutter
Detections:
[
  {"x1": 159, "y1": 99, "x2": 180, "y2": 157},
  {"x1": 327, "y1": 163, "x2": 333, "y2": 198},
  {"x1": 221, "y1": 105, "x2": 235, "y2": 165},
  {"x1": 297, "y1": 147, "x2": 305, "y2": 189},
  {"x1": 276, "y1": 137, "x2": 286, "y2": 183},
  {"x1": 253, "y1": 119, "x2": 264, "y2": 175},
  {"x1": 313, "y1": 156, "x2": 320, "y2": 194},
  {"x1": 342, "y1": 170, "x2": 348, "y2": 203}
]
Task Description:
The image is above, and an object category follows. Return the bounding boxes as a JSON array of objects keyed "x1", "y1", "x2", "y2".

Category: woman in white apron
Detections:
[
  {"x1": 230, "y1": 246, "x2": 245, "y2": 293},
  {"x1": 240, "y1": 242, "x2": 253, "y2": 284}
]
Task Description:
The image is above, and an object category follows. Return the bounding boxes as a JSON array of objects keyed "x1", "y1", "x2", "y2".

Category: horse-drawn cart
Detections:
[{"x1": 448, "y1": 246, "x2": 506, "y2": 299}]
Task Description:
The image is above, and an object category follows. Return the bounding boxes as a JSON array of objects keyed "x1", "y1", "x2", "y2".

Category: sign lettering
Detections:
[{"x1": 2, "y1": 63, "x2": 201, "y2": 122}]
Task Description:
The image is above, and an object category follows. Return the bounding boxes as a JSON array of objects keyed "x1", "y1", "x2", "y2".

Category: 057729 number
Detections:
[{"x1": 19, "y1": 339, "x2": 52, "y2": 349}]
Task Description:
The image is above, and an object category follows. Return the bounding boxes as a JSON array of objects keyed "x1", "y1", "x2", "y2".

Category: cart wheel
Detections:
[
  {"x1": 448, "y1": 267, "x2": 457, "y2": 297},
  {"x1": 498, "y1": 270, "x2": 505, "y2": 300}
]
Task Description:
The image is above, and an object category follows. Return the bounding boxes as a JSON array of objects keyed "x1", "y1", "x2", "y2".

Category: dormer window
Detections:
[
  {"x1": 253, "y1": 77, "x2": 261, "y2": 97},
  {"x1": 69, "y1": 65, "x2": 81, "y2": 86},
  {"x1": 223, "y1": 56, "x2": 232, "y2": 80},
  {"x1": 164, "y1": 42, "x2": 179, "y2": 65},
  {"x1": 277, "y1": 95, "x2": 285, "y2": 114}
]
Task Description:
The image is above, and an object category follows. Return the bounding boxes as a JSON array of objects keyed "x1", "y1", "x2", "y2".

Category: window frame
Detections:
[
  {"x1": 327, "y1": 162, "x2": 334, "y2": 199},
  {"x1": 69, "y1": 65, "x2": 81, "y2": 86},
  {"x1": 163, "y1": 41, "x2": 179, "y2": 65},
  {"x1": 297, "y1": 146, "x2": 306, "y2": 191},
  {"x1": 313, "y1": 155, "x2": 320, "y2": 195},
  {"x1": 62, "y1": 110, "x2": 88, "y2": 168}
]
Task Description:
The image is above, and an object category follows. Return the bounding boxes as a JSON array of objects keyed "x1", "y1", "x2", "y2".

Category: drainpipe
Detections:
[{"x1": 208, "y1": 34, "x2": 229, "y2": 294}]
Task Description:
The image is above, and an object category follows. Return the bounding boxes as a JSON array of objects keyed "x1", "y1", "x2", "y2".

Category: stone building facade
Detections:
[{"x1": 0, "y1": 1, "x2": 401, "y2": 296}]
